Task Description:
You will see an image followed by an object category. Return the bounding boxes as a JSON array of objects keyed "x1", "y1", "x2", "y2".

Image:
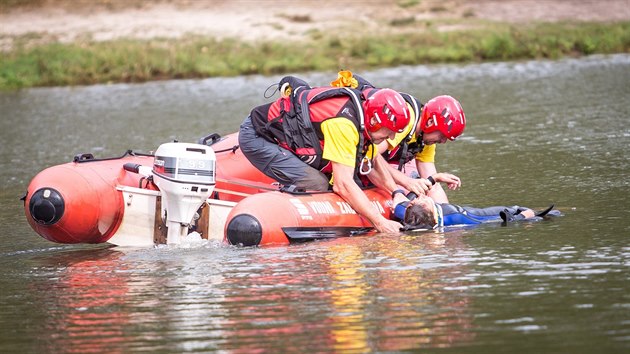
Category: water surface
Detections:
[{"x1": 1, "y1": 54, "x2": 629, "y2": 353}]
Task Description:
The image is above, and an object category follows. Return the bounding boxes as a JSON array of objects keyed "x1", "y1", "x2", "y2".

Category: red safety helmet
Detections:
[
  {"x1": 420, "y1": 95, "x2": 466, "y2": 140},
  {"x1": 364, "y1": 89, "x2": 410, "y2": 133}
]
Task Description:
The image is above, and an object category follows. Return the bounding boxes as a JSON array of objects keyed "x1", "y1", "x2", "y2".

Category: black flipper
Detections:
[
  {"x1": 502, "y1": 204, "x2": 558, "y2": 223},
  {"x1": 535, "y1": 204, "x2": 555, "y2": 217}
]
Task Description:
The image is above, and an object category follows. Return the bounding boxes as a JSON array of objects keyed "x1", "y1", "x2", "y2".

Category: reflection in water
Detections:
[
  {"x1": 326, "y1": 243, "x2": 370, "y2": 352},
  {"x1": 367, "y1": 232, "x2": 476, "y2": 350},
  {"x1": 217, "y1": 232, "x2": 476, "y2": 352},
  {"x1": 29, "y1": 248, "x2": 131, "y2": 353},
  {"x1": 27, "y1": 233, "x2": 478, "y2": 352},
  {"x1": 21, "y1": 226, "x2": 629, "y2": 352},
  {"x1": 29, "y1": 246, "x2": 232, "y2": 353}
]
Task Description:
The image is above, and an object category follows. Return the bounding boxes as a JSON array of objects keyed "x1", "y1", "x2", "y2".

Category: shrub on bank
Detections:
[{"x1": 1, "y1": 21, "x2": 629, "y2": 90}]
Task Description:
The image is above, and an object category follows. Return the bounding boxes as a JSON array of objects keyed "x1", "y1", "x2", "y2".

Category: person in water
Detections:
[
  {"x1": 239, "y1": 75, "x2": 412, "y2": 233},
  {"x1": 390, "y1": 173, "x2": 555, "y2": 229},
  {"x1": 329, "y1": 70, "x2": 466, "y2": 203}
]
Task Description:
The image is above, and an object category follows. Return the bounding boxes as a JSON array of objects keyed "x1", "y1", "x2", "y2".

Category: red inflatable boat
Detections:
[{"x1": 23, "y1": 132, "x2": 394, "y2": 247}]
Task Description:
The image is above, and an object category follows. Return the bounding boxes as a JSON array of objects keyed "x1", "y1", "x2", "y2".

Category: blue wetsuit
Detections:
[{"x1": 394, "y1": 202, "x2": 524, "y2": 227}]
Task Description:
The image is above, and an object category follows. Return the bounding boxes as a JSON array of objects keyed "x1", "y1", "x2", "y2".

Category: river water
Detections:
[{"x1": 1, "y1": 55, "x2": 629, "y2": 353}]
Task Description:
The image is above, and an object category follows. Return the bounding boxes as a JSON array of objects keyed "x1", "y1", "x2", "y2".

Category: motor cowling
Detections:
[{"x1": 152, "y1": 142, "x2": 216, "y2": 244}]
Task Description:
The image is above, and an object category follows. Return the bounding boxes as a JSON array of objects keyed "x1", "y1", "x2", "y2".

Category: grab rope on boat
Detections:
[{"x1": 73, "y1": 150, "x2": 154, "y2": 163}]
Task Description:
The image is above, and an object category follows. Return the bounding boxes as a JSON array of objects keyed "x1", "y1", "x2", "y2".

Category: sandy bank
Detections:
[{"x1": 1, "y1": 0, "x2": 629, "y2": 51}]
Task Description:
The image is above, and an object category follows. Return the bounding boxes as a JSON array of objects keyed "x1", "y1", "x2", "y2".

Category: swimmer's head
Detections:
[{"x1": 403, "y1": 194, "x2": 438, "y2": 229}]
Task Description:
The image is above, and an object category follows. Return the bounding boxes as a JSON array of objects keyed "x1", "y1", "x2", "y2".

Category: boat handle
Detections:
[
  {"x1": 198, "y1": 133, "x2": 222, "y2": 146},
  {"x1": 123, "y1": 163, "x2": 141, "y2": 174}
]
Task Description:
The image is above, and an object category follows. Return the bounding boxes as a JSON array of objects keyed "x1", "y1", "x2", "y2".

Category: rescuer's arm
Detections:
[
  {"x1": 376, "y1": 140, "x2": 433, "y2": 196},
  {"x1": 332, "y1": 161, "x2": 402, "y2": 234},
  {"x1": 389, "y1": 163, "x2": 432, "y2": 196},
  {"x1": 321, "y1": 119, "x2": 402, "y2": 233},
  {"x1": 365, "y1": 154, "x2": 399, "y2": 193}
]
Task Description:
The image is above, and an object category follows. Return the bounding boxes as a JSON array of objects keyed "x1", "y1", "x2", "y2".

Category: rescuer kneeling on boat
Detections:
[{"x1": 239, "y1": 76, "x2": 412, "y2": 233}]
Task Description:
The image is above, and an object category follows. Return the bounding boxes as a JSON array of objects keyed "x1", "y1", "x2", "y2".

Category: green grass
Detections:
[{"x1": 1, "y1": 21, "x2": 629, "y2": 90}]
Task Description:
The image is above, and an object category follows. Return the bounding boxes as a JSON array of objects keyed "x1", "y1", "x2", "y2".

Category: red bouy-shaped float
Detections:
[
  {"x1": 224, "y1": 189, "x2": 391, "y2": 246},
  {"x1": 24, "y1": 154, "x2": 156, "y2": 244}
]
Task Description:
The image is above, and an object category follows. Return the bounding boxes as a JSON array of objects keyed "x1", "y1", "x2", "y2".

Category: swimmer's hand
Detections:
[{"x1": 432, "y1": 173, "x2": 461, "y2": 190}]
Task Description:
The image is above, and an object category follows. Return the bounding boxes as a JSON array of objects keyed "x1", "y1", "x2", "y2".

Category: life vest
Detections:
[
  {"x1": 250, "y1": 80, "x2": 369, "y2": 175},
  {"x1": 381, "y1": 93, "x2": 424, "y2": 170}
]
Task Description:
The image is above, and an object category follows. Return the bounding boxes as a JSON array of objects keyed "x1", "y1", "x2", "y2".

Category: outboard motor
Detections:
[{"x1": 152, "y1": 142, "x2": 216, "y2": 244}]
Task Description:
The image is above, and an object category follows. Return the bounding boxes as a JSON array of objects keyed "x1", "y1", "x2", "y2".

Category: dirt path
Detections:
[{"x1": 1, "y1": 0, "x2": 629, "y2": 51}]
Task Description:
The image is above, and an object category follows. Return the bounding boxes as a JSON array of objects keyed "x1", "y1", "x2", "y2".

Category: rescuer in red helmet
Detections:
[
  {"x1": 379, "y1": 94, "x2": 466, "y2": 203},
  {"x1": 239, "y1": 76, "x2": 411, "y2": 233},
  {"x1": 330, "y1": 71, "x2": 466, "y2": 203},
  {"x1": 363, "y1": 88, "x2": 410, "y2": 135}
]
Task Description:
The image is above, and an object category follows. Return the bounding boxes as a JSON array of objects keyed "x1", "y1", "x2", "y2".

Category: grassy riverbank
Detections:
[{"x1": 1, "y1": 20, "x2": 629, "y2": 90}]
